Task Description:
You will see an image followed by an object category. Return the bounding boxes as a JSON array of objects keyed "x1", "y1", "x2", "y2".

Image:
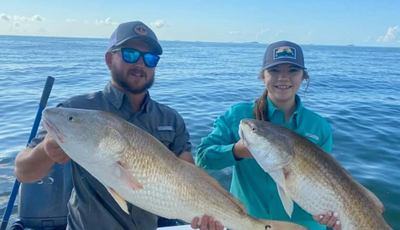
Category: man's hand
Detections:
[
  {"x1": 190, "y1": 215, "x2": 224, "y2": 230},
  {"x1": 313, "y1": 211, "x2": 341, "y2": 230},
  {"x1": 43, "y1": 134, "x2": 70, "y2": 164}
]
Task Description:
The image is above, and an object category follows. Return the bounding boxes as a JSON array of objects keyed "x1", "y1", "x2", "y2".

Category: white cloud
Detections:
[
  {"x1": 31, "y1": 15, "x2": 44, "y2": 22},
  {"x1": 229, "y1": 31, "x2": 240, "y2": 35},
  {"x1": 377, "y1": 26, "x2": 400, "y2": 43},
  {"x1": 96, "y1": 17, "x2": 117, "y2": 26},
  {"x1": 364, "y1": 36, "x2": 372, "y2": 43},
  {"x1": 66, "y1": 19, "x2": 77, "y2": 23},
  {"x1": 0, "y1": 13, "x2": 11, "y2": 21},
  {"x1": 13, "y1": 16, "x2": 27, "y2": 22},
  {"x1": 0, "y1": 13, "x2": 46, "y2": 36},
  {"x1": 255, "y1": 28, "x2": 269, "y2": 40},
  {"x1": 5, "y1": 14, "x2": 45, "y2": 23},
  {"x1": 151, "y1": 19, "x2": 165, "y2": 29}
]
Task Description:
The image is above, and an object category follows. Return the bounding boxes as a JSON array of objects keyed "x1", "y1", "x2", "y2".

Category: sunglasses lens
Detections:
[
  {"x1": 121, "y1": 49, "x2": 140, "y2": 63},
  {"x1": 143, "y1": 53, "x2": 160, "y2": 68},
  {"x1": 119, "y1": 48, "x2": 159, "y2": 67}
]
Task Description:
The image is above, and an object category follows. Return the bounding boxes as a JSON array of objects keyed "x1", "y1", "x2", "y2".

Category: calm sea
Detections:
[{"x1": 0, "y1": 35, "x2": 399, "y2": 229}]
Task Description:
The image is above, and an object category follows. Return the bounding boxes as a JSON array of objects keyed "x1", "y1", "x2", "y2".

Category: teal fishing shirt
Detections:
[{"x1": 196, "y1": 95, "x2": 333, "y2": 230}]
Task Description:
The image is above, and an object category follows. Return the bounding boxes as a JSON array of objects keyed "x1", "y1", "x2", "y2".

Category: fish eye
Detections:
[
  {"x1": 67, "y1": 115, "x2": 76, "y2": 122},
  {"x1": 251, "y1": 126, "x2": 258, "y2": 132}
]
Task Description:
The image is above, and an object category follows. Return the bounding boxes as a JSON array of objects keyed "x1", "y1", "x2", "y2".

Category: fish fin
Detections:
[
  {"x1": 107, "y1": 187, "x2": 129, "y2": 214},
  {"x1": 183, "y1": 160, "x2": 247, "y2": 214},
  {"x1": 257, "y1": 219, "x2": 308, "y2": 230},
  {"x1": 277, "y1": 185, "x2": 294, "y2": 218},
  {"x1": 115, "y1": 162, "x2": 143, "y2": 190},
  {"x1": 277, "y1": 169, "x2": 294, "y2": 218}
]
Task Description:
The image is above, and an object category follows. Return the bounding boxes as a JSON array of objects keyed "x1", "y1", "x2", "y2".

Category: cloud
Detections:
[
  {"x1": 6, "y1": 14, "x2": 45, "y2": 23},
  {"x1": 96, "y1": 17, "x2": 117, "y2": 26},
  {"x1": 255, "y1": 28, "x2": 269, "y2": 40},
  {"x1": 229, "y1": 31, "x2": 240, "y2": 35},
  {"x1": 0, "y1": 13, "x2": 11, "y2": 21},
  {"x1": 66, "y1": 19, "x2": 77, "y2": 23},
  {"x1": 0, "y1": 14, "x2": 45, "y2": 35},
  {"x1": 364, "y1": 36, "x2": 372, "y2": 43},
  {"x1": 151, "y1": 19, "x2": 165, "y2": 29},
  {"x1": 377, "y1": 26, "x2": 400, "y2": 43},
  {"x1": 31, "y1": 15, "x2": 44, "y2": 22}
]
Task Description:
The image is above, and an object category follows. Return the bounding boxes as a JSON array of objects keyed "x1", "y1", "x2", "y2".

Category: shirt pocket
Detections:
[{"x1": 157, "y1": 130, "x2": 175, "y2": 149}]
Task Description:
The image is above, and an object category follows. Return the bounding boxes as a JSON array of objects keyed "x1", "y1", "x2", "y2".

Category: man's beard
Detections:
[{"x1": 112, "y1": 68, "x2": 155, "y2": 94}]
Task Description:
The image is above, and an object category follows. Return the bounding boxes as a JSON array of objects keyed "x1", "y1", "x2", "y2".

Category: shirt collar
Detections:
[
  {"x1": 103, "y1": 82, "x2": 152, "y2": 113},
  {"x1": 266, "y1": 94, "x2": 303, "y2": 126}
]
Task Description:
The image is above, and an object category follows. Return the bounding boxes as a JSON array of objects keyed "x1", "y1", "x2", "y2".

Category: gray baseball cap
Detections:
[
  {"x1": 262, "y1": 40, "x2": 305, "y2": 70},
  {"x1": 107, "y1": 21, "x2": 163, "y2": 55}
]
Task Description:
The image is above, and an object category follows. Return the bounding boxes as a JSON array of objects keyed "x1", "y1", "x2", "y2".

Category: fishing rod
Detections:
[{"x1": 0, "y1": 76, "x2": 55, "y2": 230}]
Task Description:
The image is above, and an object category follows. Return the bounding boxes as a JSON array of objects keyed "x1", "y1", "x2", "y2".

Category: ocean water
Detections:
[{"x1": 0, "y1": 35, "x2": 399, "y2": 229}]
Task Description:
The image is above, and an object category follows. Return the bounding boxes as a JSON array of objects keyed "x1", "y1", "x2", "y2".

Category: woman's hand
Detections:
[
  {"x1": 313, "y1": 211, "x2": 341, "y2": 230},
  {"x1": 190, "y1": 215, "x2": 224, "y2": 230},
  {"x1": 233, "y1": 140, "x2": 253, "y2": 159}
]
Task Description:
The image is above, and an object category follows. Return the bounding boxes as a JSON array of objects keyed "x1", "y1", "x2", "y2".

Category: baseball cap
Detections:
[
  {"x1": 262, "y1": 40, "x2": 305, "y2": 70},
  {"x1": 107, "y1": 21, "x2": 163, "y2": 55}
]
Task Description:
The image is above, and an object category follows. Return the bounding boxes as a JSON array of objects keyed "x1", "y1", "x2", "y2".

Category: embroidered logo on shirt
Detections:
[
  {"x1": 157, "y1": 126, "x2": 173, "y2": 131},
  {"x1": 306, "y1": 133, "x2": 319, "y2": 141}
]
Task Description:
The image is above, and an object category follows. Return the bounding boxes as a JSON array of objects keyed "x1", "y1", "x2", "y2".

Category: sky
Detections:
[{"x1": 0, "y1": 0, "x2": 399, "y2": 47}]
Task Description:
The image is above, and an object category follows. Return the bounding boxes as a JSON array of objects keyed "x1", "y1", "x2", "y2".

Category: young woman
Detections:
[{"x1": 196, "y1": 41, "x2": 341, "y2": 230}]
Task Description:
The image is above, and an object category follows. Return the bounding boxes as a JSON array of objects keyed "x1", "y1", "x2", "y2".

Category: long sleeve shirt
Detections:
[{"x1": 196, "y1": 95, "x2": 333, "y2": 230}]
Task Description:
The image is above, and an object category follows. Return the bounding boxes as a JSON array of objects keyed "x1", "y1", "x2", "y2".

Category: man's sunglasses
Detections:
[{"x1": 111, "y1": 48, "x2": 160, "y2": 68}]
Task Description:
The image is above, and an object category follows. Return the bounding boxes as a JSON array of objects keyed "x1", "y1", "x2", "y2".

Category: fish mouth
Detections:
[
  {"x1": 239, "y1": 126, "x2": 249, "y2": 147},
  {"x1": 42, "y1": 118, "x2": 66, "y2": 144}
]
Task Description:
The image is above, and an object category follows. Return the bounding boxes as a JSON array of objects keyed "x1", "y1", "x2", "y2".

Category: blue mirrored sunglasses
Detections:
[{"x1": 111, "y1": 48, "x2": 160, "y2": 68}]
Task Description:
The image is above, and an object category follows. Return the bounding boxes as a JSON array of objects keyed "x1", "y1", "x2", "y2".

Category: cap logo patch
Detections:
[
  {"x1": 274, "y1": 46, "x2": 296, "y2": 60},
  {"x1": 134, "y1": 24, "x2": 149, "y2": 36}
]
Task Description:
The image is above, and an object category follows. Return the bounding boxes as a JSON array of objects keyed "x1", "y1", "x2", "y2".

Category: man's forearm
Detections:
[{"x1": 14, "y1": 143, "x2": 55, "y2": 183}]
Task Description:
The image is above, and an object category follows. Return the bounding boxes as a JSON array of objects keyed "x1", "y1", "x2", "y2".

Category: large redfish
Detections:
[
  {"x1": 239, "y1": 119, "x2": 393, "y2": 230},
  {"x1": 42, "y1": 108, "x2": 307, "y2": 230}
]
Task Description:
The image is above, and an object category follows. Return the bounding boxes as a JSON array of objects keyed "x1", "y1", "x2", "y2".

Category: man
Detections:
[{"x1": 14, "y1": 21, "x2": 223, "y2": 230}]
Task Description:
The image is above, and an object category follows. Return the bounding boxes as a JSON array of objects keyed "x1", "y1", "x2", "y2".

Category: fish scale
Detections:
[
  {"x1": 239, "y1": 118, "x2": 393, "y2": 230},
  {"x1": 42, "y1": 107, "x2": 308, "y2": 230}
]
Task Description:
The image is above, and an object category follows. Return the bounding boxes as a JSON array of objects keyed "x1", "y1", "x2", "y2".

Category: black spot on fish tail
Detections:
[{"x1": 265, "y1": 225, "x2": 271, "y2": 229}]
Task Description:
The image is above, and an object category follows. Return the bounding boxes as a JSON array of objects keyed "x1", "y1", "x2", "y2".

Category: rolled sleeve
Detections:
[{"x1": 28, "y1": 128, "x2": 47, "y2": 148}]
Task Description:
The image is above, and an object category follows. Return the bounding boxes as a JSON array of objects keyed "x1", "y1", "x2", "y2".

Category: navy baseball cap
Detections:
[
  {"x1": 262, "y1": 40, "x2": 305, "y2": 69},
  {"x1": 107, "y1": 21, "x2": 163, "y2": 55}
]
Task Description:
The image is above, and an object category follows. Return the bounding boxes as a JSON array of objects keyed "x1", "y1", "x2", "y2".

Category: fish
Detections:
[
  {"x1": 42, "y1": 107, "x2": 308, "y2": 230},
  {"x1": 239, "y1": 118, "x2": 393, "y2": 230}
]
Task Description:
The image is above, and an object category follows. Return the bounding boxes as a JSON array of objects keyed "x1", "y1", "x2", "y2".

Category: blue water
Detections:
[{"x1": 0, "y1": 35, "x2": 399, "y2": 229}]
